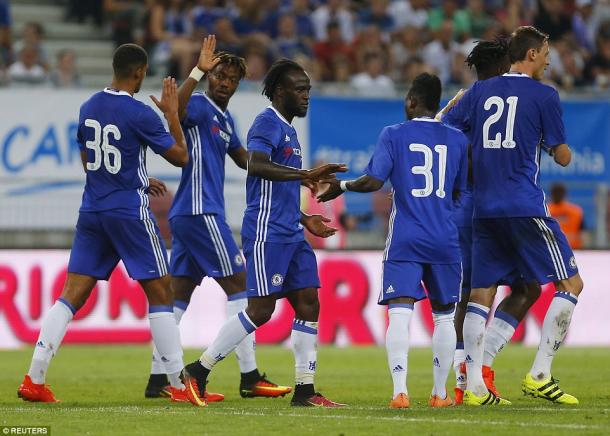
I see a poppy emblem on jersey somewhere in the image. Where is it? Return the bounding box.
[271,274,284,286]
[569,256,577,269]
[235,254,244,266]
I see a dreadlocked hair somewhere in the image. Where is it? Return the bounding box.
[465,38,509,74]
[213,52,247,79]
[262,58,305,101]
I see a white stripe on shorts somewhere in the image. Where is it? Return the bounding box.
[203,214,232,277]
[143,219,167,276]
[533,218,567,280]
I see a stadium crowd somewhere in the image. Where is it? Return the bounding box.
[3,0,610,91]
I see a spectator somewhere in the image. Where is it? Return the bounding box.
[313,21,354,80]
[422,20,459,84]
[427,0,471,41]
[466,0,494,38]
[232,0,269,36]
[534,0,573,41]
[548,183,584,249]
[14,22,48,71]
[572,0,596,53]
[275,14,311,58]
[391,26,424,79]
[49,49,81,88]
[350,52,395,97]
[103,0,147,47]
[400,55,433,84]
[548,37,585,88]
[66,0,104,26]
[191,0,225,34]
[148,0,197,79]
[388,0,429,30]
[289,0,315,41]
[311,0,355,43]
[358,0,394,37]
[244,52,268,81]
[8,44,47,86]
[584,29,610,86]
[214,17,242,54]
[0,0,11,69]
[352,24,392,73]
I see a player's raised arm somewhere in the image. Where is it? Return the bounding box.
[248,151,347,181]
[150,77,189,167]
[177,35,221,120]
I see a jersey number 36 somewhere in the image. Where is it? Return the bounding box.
[84,119,122,174]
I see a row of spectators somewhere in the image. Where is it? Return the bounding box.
[4,0,610,92]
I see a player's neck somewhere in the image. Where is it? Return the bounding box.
[410,109,435,119]
[109,79,136,96]
[271,102,294,124]
[508,63,532,78]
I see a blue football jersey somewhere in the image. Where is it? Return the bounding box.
[169,93,241,218]
[241,106,304,243]
[447,72,566,218]
[365,117,469,263]
[77,88,175,219]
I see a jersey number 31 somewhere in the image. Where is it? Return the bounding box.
[482,96,518,149]
[409,143,447,198]
[84,119,122,174]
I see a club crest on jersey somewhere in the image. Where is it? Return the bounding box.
[235,254,244,266]
[272,273,284,286]
[569,256,577,270]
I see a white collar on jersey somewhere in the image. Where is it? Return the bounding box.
[103,87,132,97]
[412,116,439,122]
[203,92,228,117]
[503,72,530,78]
[267,105,293,127]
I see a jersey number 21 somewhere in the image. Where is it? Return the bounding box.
[482,96,518,149]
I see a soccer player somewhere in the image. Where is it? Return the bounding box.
[440,38,542,404]
[449,26,583,406]
[18,44,189,403]
[180,59,347,408]
[319,73,469,408]
[145,36,292,401]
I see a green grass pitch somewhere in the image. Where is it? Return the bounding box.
[1,345,609,435]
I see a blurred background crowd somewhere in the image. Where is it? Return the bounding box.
[3,0,610,92]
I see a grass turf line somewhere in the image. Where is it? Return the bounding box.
[1,345,609,435]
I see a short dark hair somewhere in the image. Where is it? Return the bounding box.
[112,43,148,79]
[408,73,441,112]
[508,26,548,63]
[466,38,509,78]
[213,52,247,79]
[262,58,305,100]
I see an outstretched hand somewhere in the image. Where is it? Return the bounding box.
[150,77,179,116]
[197,34,221,73]
[148,177,168,197]
[306,163,348,182]
[317,178,343,202]
[302,179,319,197]
[302,214,337,238]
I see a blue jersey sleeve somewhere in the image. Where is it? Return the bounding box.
[228,117,242,151]
[364,127,393,183]
[442,86,474,132]
[247,116,281,155]
[540,89,566,148]
[135,105,175,155]
[181,95,205,128]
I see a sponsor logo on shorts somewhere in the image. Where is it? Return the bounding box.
[272,273,284,286]
[386,285,395,293]
[569,256,577,270]
[235,254,244,266]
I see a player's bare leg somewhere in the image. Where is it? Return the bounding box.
[19,273,97,402]
[523,273,583,404]
[287,287,345,407]
[385,297,415,408]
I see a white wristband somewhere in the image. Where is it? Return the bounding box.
[189,67,205,82]
[340,180,349,192]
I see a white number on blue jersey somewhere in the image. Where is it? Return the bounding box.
[482,96,518,149]
[84,119,122,174]
[409,143,447,198]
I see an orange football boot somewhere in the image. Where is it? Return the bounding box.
[429,394,454,407]
[389,393,410,409]
[17,375,59,403]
